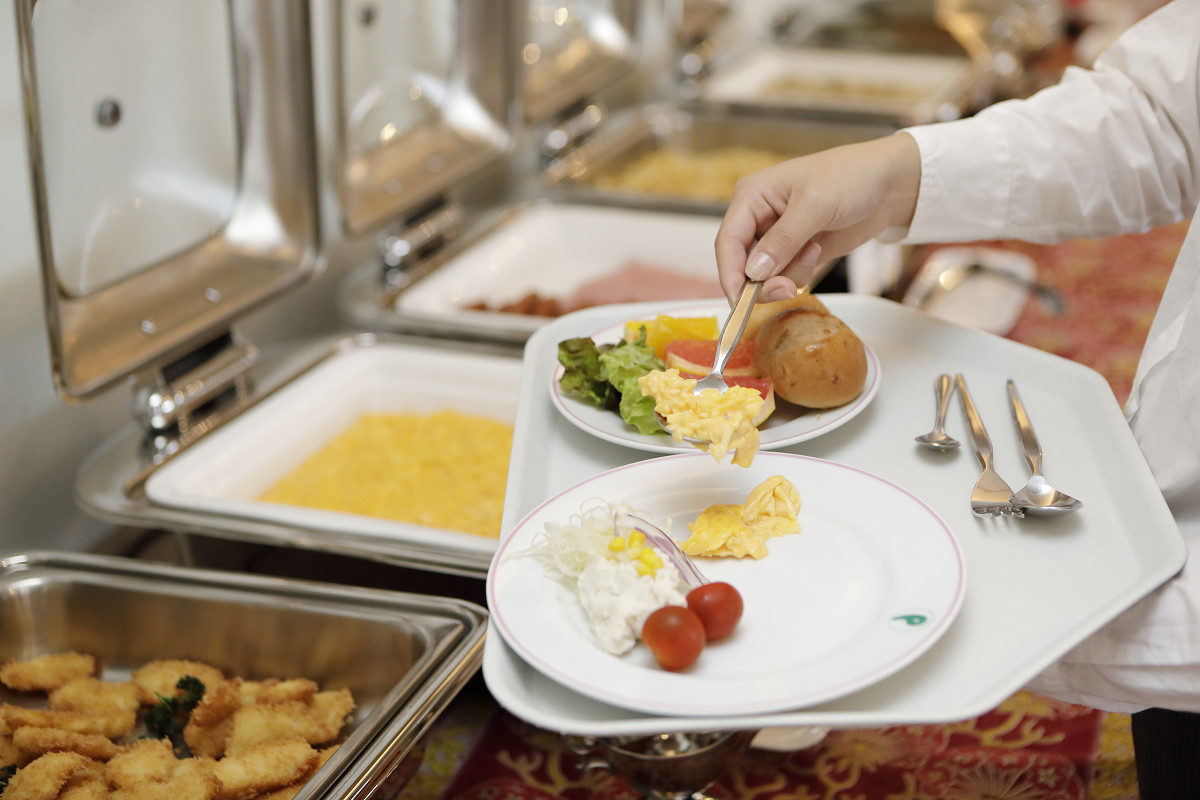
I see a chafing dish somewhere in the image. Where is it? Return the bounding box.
[0,551,487,800]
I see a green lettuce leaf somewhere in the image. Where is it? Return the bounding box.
[599,335,665,435]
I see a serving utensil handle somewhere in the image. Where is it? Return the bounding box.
[713,280,762,375]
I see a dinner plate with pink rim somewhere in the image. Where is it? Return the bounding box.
[486,452,965,717]
[548,302,881,454]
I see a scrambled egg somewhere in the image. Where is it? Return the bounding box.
[260,410,512,538]
[638,368,762,467]
[681,475,800,559]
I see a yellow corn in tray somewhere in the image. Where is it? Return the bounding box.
[260,410,513,538]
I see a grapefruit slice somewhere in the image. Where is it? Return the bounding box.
[678,372,776,426]
[665,340,758,376]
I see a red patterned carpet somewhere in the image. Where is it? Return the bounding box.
[397,223,1186,800]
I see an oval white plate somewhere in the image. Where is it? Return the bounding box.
[487,452,965,717]
[548,302,881,453]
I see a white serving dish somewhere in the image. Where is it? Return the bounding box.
[482,294,1186,735]
[700,46,976,123]
[389,204,725,341]
[143,341,522,570]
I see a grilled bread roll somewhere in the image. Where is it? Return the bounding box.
[752,307,867,408]
[742,292,829,343]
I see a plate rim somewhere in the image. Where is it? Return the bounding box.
[548,302,882,453]
[487,451,966,717]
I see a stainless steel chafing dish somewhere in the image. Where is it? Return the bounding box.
[541,103,898,215]
[0,551,487,800]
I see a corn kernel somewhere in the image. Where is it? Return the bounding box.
[634,561,654,577]
[627,544,644,559]
[608,537,627,552]
[638,549,663,570]
[628,531,645,547]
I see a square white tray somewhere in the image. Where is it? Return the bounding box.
[144,341,523,569]
[483,294,1186,735]
[392,204,723,340]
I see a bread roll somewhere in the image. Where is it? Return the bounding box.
[742,292,829,342]
[753,308,867,408]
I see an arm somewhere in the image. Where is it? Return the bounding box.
[716,0,1200,302]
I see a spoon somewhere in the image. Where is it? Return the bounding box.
[692,279,763,395]
[1007,379,1083,515]
[915,374,960,451]
[654,279,762,441]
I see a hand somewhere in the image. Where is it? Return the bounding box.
[715,133,922,303]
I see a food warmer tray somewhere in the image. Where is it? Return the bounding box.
[541,104,897,216]
[0,550,487,800]
[694,45,981,125]
[75,333,522,578]
[483,295,1186,734]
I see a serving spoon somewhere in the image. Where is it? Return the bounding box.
[654,279,762,440]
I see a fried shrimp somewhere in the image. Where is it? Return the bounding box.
[11,727,120,762]
[1,654,95,693]
[104,739,177,788]
[109,758,222,800]
[0,752,92,800]
[56,761,107,800]
[212,739,317,800]
[1,707,132,740]
[131,662,225,707]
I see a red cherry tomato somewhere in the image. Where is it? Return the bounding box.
[686,582,744,641]
[641,606,706,671]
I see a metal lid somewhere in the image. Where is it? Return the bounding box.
[15,0,322,402]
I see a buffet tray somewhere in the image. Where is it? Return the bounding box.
[0,551,487,800]
[75,333,522,578]
[483,295,1186,734]
[697,46,979,124]
[542,104,897,215]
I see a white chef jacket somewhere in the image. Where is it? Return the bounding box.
[900,0,1200,714]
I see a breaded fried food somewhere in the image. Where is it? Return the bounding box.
[131,662,224,707]
[182,679,243,761]
[250,746,337,800]
[1,706,132,740]
[222,705,320,758]
[11,727,120,762]
[104,740,177,789]
[50,680,141,719]
[57,761,108,800]
[1,654,95,693]
[1,733,27,769]
[0,751,92,800]
[305,691,354,744]
[109,758,221,800]
[212,739,317,800]
[238,681,316,707]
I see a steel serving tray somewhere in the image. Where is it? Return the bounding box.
[0,551,487,800]
[541,104,897,214]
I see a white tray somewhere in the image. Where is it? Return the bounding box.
[483,295,1186,735]
[392,204,724,341]
[144,342,523,567]
[701,46,975,122]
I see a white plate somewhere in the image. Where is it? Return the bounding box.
[487,452,965,717]
[548,302,881,454]
[144,343,522,561]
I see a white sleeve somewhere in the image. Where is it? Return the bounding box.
[901,0,1200,245]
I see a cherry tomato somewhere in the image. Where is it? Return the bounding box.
[641,606,706,671]
[686,582,744,641]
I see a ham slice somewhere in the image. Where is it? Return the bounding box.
[561,260,724,312]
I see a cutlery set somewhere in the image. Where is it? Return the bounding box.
[916,373,1083,518]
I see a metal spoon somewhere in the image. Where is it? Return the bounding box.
[1007,379,1083,515]
[914,374,960,451]
[655,280,762,441]
[692,279,763,395]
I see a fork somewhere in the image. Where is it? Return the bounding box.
[956,374,1025,518]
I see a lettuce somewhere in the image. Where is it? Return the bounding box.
[558,331,665,435]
